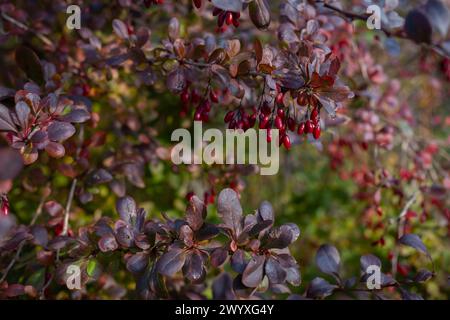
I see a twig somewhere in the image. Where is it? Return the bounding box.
[316,1,450,59]
[391,192,418,277]
[0,195,47,283]
[61,178,77,236]
[1,12,54,49]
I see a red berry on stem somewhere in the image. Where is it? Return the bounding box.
[313,124,321,139]
[225,12,234,26]
[274,116,283,130]
[287,117,296,131]
[209,90,219,103]
[276,92,284,105]
[282,135,291,150]
[266,128,272,143]
[310,107,319,122]
[277,108,285,118]
[297,122,305,135]
[224,110,234,123]
[259,115,269,129]
[194,110,202,121]
[181,90,189,104]
[305,120,314,133]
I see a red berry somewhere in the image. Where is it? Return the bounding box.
[274,116,283,130]
[224,110,234,123]
[297,122,305,135]
[259,115,269,129]
[209,90,219,103]
[194,110,202,121]
[248,114,257,128]
[0,197,9,216]
[266,129,272,143]
[287,118,296,131]
[313,124,321,139]
[225,12,234,26]
[181,90,189,104]
[277,108,285,118]
[276,92,284,105]
[310,108,319,122]
[305,120,314,134]
[282,135,291,150]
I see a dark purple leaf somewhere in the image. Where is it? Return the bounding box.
[179,224,194,247]
[168,17,180,40]
[86,169,113,185]
[257,200,274,222]
[277,71,305,90]
[399,234,431,260]
[263,224,300,249]
[404,9,433,44]
[195,223,220,241]
[166,68,186,93]
[210,247,228,267]
[0,103,17,132]
[115,225,134,247]
[47,121,76,142]
[242,255,265,288]
[306,277,337,299]
[231,249,247,273]
[15,101,30,128]
[414,269,433,283]
[213,273,235,300]
[360,254,381,272]
[31,225,48,247]
[316,244,340,277]
[126,252,149,274]
[185,195,205,231]
[48,236,73,251]
[156,247,186,277]
[0,148,23,181]
[217,188,243,238]
[116,196,136,223]
[182,250,205,283]
[1,231,33,251]
[424,0,449,37]
[98,233,118,252]
[112,19,129,39]
[61,109,91,123]
[265,256,287,284]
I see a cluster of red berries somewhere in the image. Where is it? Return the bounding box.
[179,83,220,122]
[191,0,241,33]
[297,106,321,140]
[223,90,323,150]
[144,0,163,6]
[213,8,241,33]
[224,108,257,131]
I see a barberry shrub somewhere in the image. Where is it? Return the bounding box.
[0,0,449,300]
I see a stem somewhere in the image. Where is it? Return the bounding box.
[0,195,46,283]
[391,192,418,277]
[1,12,54,49]
[61,178,77,236]
[316,1,449,58]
